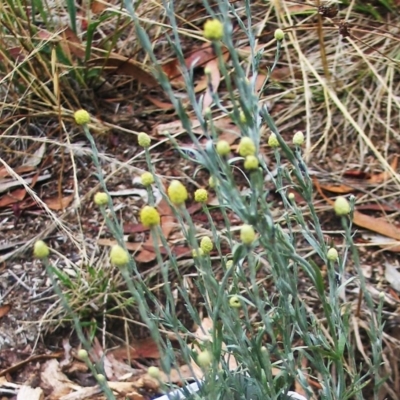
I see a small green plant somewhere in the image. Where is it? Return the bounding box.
[33,0,387,399]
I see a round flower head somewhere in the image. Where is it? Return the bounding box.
[203,19,223,41]
[327,247,339,262]
[34,240,49,259]
[168,180,188,205]
[194,188,208,203]
[288,192,295,201]
[96,374,106,383]
[268,133,280,148]
[334,196,351,216]
[110,245,129,267]
[229,295,241,308]
[200,237,213,254]
[274,29,285,41]
[148,366,161,379]
[197,350,212,368]
[225,260,233,270]
[244,155,259,171]
[293,130,305,146]
[208,176,216,188]
[77,349,88,361]
[192,248,204,258]
[140,172,154,187]
[239,110,247,124]
[140,206,161,227]
[216,140,230,156]
[240,224,256,245]
[238,137,256,157]
[138,132,151,148]
[74,109,90,125]
[94,192,108,206]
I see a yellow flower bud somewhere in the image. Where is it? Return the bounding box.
[238,137,256,157]
[203,19,223,41]
[208,176,216,188]
[200,237,213,254]
[293,130,304,146]
[240,224,256,245]
[94,192,108,206]
[268,133,280,148]
[229,295,241,308]
[216,140,230,156]
[148,366,161,379]
[225,260,233,269]
[77,349,88,360]
[140,172,154,186]
[74,109,90,125]
[244,155,259,170]
[194,188,208,203]
[274,29,285,41]
[168,180,188,205]
[334,196,351,216]
[96,374,106,383]
[138,132,151,148]
[197,350,212,368]
[239,111,247,124]
[110,245,129,267]
[33,240,50,259]
[140,206,161,227]
[327,248,338,261]
[192,248,204,258]
[288,192,295,201]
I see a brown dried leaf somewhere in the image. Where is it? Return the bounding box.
[0,304,11,319]
[44,194,74,211]
[88,56,159,88]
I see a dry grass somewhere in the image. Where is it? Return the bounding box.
[1,0,400,397]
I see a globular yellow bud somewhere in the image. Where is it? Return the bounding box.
[334,196,351,216]
[225,260,233,269]
[238,137,256,157]
[229,295,241,308]
[140,206,161,227]
[200,237,213,254]
[244,155,259,170]
[34,240,50,259]
[239,110,247,124]
[96,374,106,383]
[274,29,285,41]
[268,133,280,148]
[140,172,154,187]
[94,192,108,206]
[293,130,304,146]
[194,188,208,203]
[138,132,151,148]
[203,19,224,41]
[327,247,339,262]
[77,349,88,361]
[74,109,90,125]
[208,176,216,188]
[168,180,188,205]
[192,248,204,258]
[204,66,212,76]
[197,350,212,368]
[288,192,295,201]
[204,107,212,119]
[110,245,129,267]
[216,140,230,156]
[148,366,161,379]
[240,224,256,245]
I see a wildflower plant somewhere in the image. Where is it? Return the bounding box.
[35,0,386,399]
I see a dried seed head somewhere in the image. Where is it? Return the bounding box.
[318,5,338,18]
